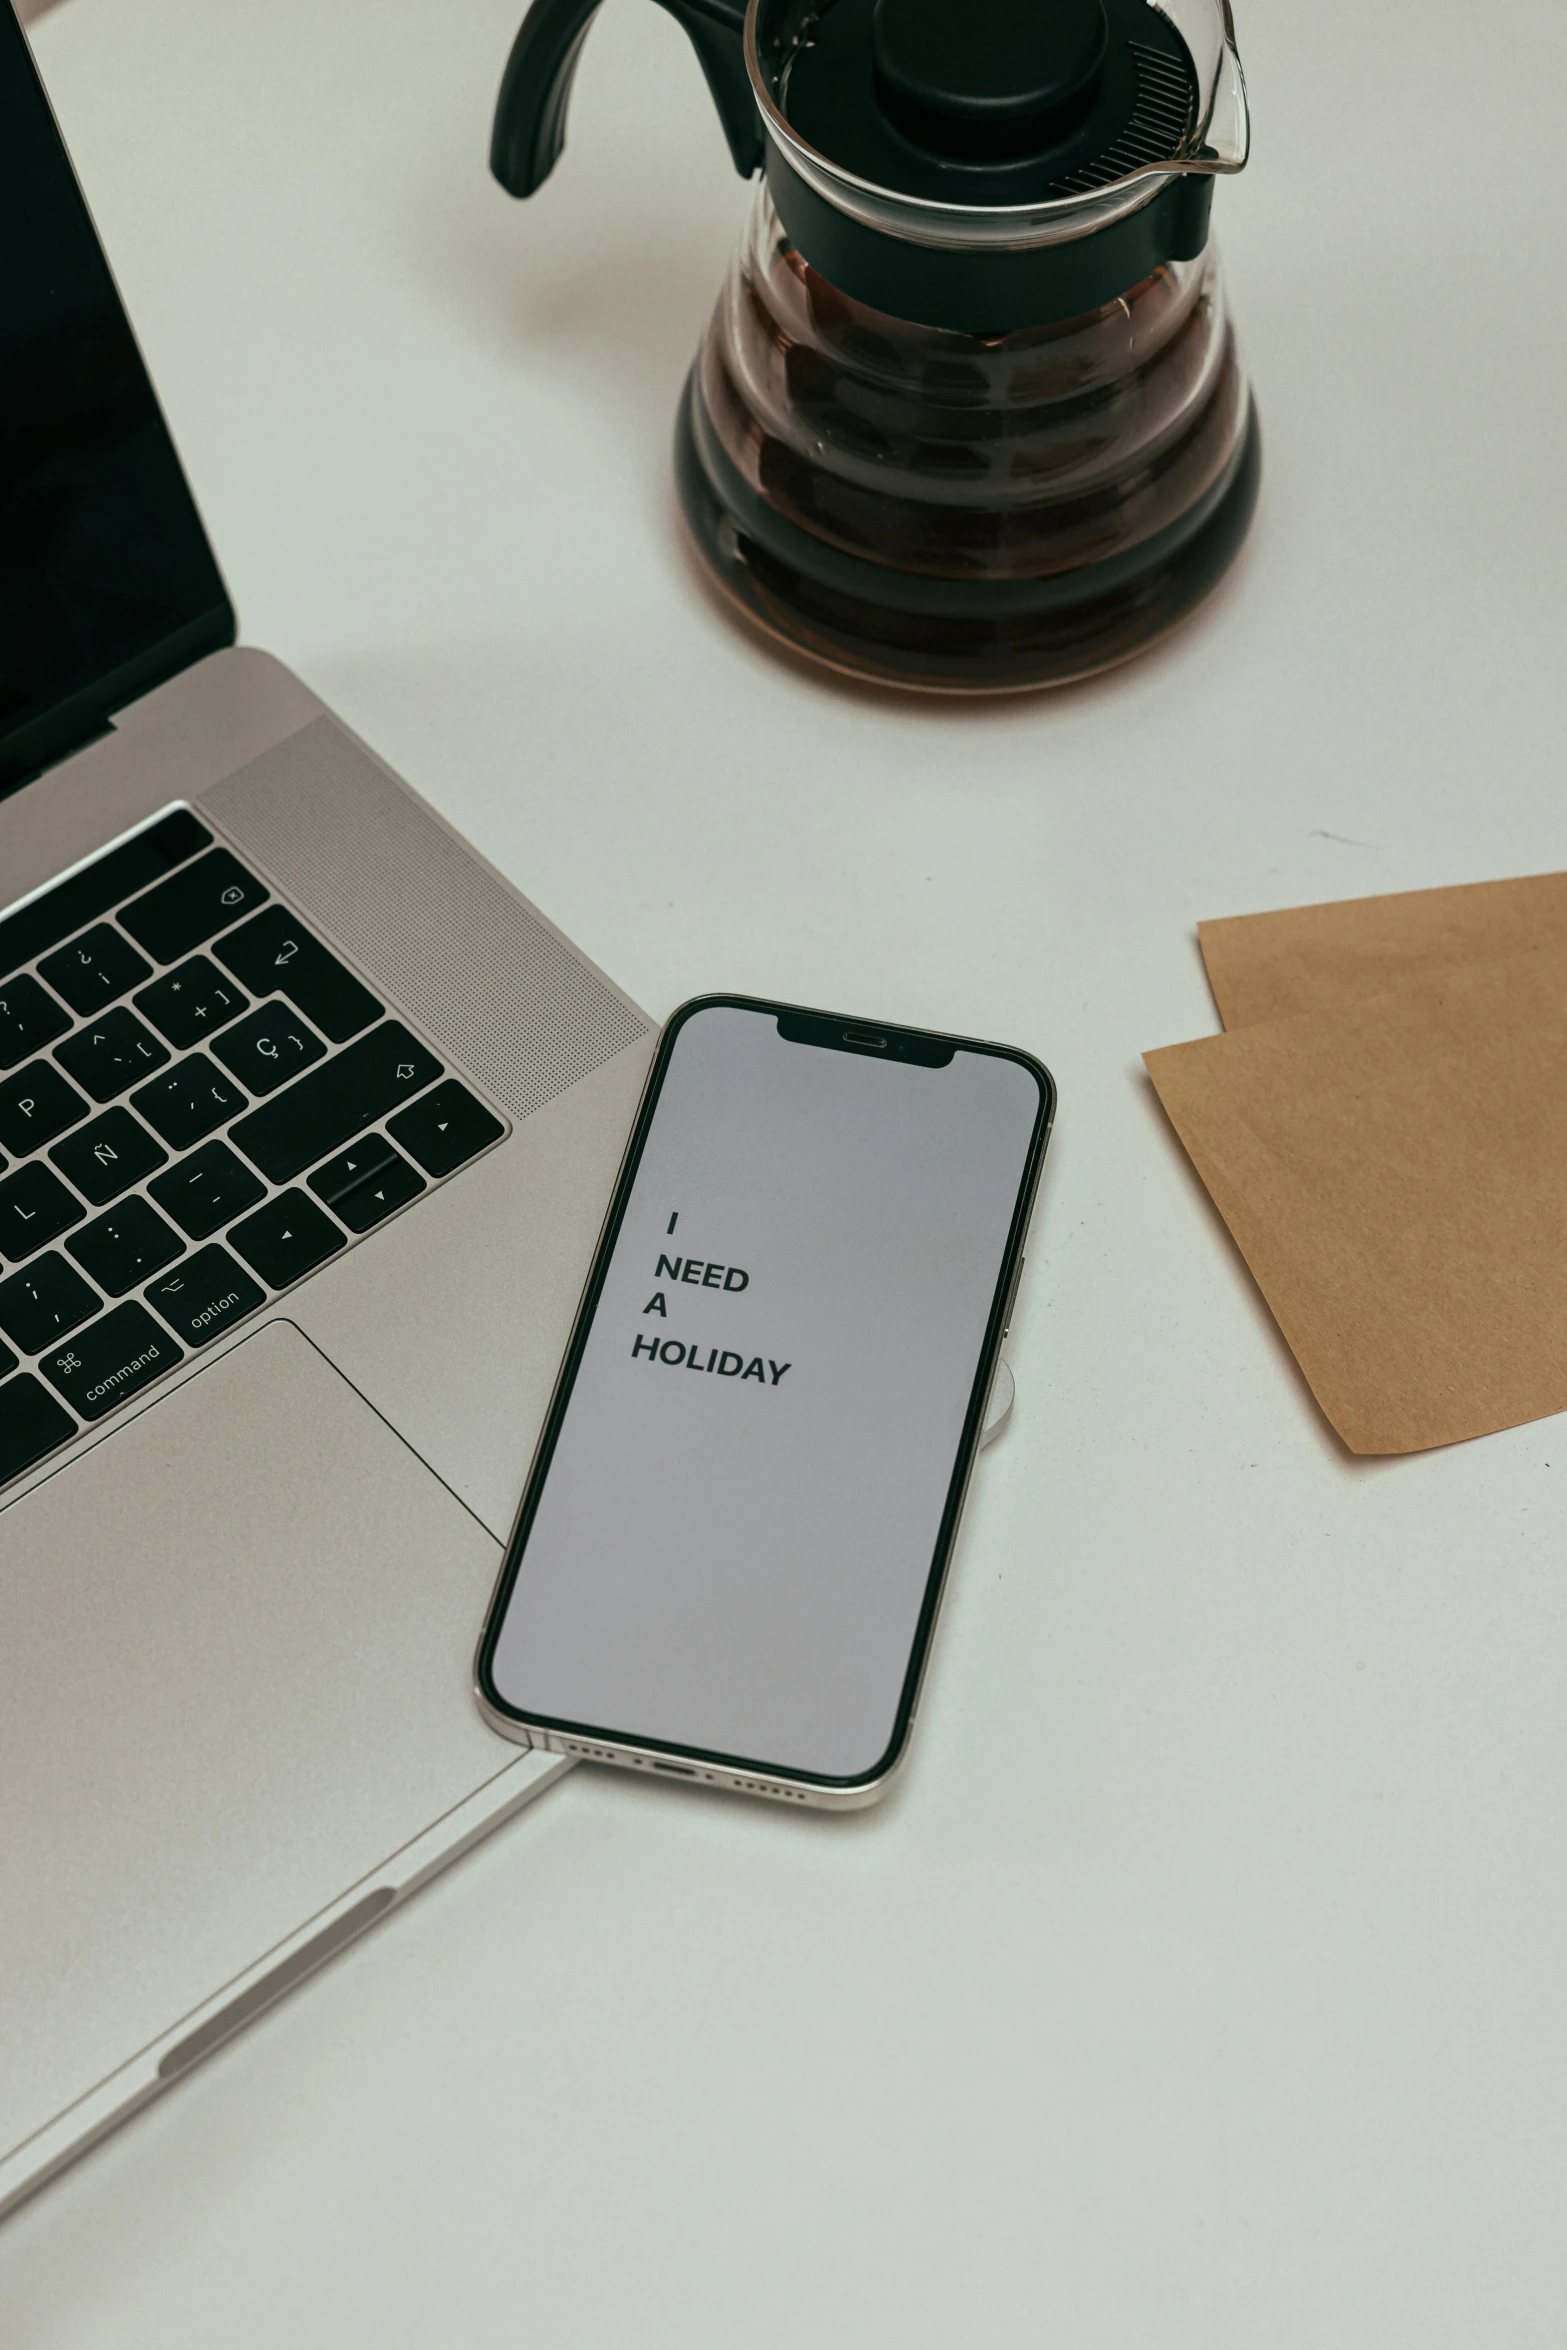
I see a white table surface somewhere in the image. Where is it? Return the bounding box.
[8,0,1567,2340]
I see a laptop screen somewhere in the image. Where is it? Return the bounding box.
[0,5,234,801]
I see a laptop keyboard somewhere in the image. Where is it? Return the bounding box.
[0,808,506,1495]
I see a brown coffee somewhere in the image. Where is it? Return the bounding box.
[676,190,1258,691]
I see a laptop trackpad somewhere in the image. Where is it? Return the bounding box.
[0,1320,516,2165]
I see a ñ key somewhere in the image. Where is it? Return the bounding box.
[49,1108,167,1206]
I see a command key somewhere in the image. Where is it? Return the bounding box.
[40,1301,183,1420]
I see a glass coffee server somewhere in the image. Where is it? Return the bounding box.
[492,0,1257,691]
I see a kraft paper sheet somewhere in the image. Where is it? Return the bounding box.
[1199,870,1567,1031]
[1146,873,1567,1456]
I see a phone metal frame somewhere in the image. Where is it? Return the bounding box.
[474,993,1055,1809]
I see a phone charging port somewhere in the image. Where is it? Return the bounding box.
[652,1759,696,1776]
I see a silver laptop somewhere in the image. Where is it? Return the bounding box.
[0,7,653,2216]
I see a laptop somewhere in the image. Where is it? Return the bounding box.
[0,4,654,2217]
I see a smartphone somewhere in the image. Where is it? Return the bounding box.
[475,995,1054,1809]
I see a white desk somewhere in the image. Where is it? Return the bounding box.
[8,0,1567,2339]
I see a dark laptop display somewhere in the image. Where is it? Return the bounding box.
[0,3,233,800]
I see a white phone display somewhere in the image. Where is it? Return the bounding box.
[477,997,1053,1806]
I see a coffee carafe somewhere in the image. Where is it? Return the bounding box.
[492,0,1256,691]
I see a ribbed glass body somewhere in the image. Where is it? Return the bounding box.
[676,187,1258,690]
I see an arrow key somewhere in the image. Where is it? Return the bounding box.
[228,1189,345,1290]
[333,1149,424,1233]
[388,1079,504,1179]
[307,1132,397,1207]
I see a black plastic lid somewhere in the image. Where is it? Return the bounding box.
[491,0,1227,334]
[764,0,1197,207]
[871,0,1109,162]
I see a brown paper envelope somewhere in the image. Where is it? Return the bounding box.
[1144,944,1567,1455]
[1198,870,1567,1030]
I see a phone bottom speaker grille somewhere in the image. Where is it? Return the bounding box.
[555,1735,811,1799]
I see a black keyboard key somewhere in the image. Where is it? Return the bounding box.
[131,1054,247,1151]
[230,1023,441,1184]
[38,924,152,1018]
[0,1252,100,1354]
[0,974,70,1071]
[215,906,382,1044]
[40,1302,182,1421]
[307,1132,397,1205]
[0,1062,89,1157]
[0,1164,84,1262]
[49,1108,168,1206]
[148,1139,264,1240]
[67,1197,184,1297]
[387,1078,505,1178]
[119,848,267,964]
[0,1373,76,1482]
[0,1334,12,1376]
[134,955,248,1050]
[145,1245,264,1347]
[0,811,209,983]
[213,1003,325,1097]
[229,1190,345,1288]
[335,1151,425,1232]
[55,1009,170,1103]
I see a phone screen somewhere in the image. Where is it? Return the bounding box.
[482,1000,1051,1787]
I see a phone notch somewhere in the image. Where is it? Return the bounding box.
[776,1010,955,1067]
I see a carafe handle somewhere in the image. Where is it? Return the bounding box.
[491,0,763,195]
